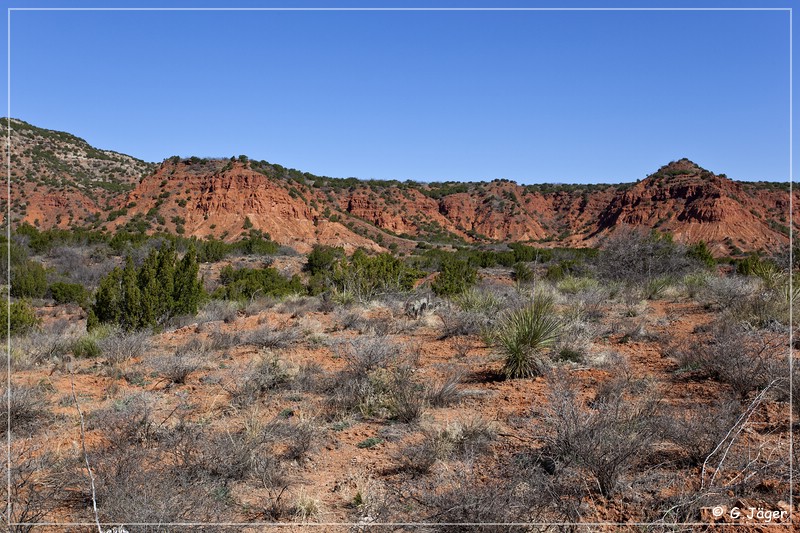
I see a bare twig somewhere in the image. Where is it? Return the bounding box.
[701,379,778,489]
[69,369,102,533]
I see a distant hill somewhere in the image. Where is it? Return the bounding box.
[0,118,154,230]
[1,119,793,254]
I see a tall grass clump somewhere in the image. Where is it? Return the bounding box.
[556,275,598,295]
[496,294,561,379]
[452,288,502,314]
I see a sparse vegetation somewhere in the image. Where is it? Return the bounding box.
[5,137,795,528]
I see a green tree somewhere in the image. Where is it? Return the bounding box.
[11,260,48,298]
[91,267,123,326]
[91,244,205,330]
[306,245,345,276]
[172,245,203,316]
[156,244,177,319]
[431,258,478,296]
[137,251,161,328]
[120,257,143,330]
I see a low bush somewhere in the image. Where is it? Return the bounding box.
[228,355,292,408]
[217,265,304,301]
[87,393,156,447]
[335,335,404,378]
[245,325,300,350]
[682,271,710,298]
[426,368,464,407]
[385,367,427,423]
[543,373,660,497]
[594,229,695,284]
[1,300,39,339]
[69,336,101,358]
[11,259,48,298]
[409,417,498,463]
[678,321,783,400]
[155,354,198,385]
[49,281,89,305]
[436,308,492,339]
[98,327,151,365]
[197,299,240,323]
[556,275,598,295]
[511,261,534,282]
[643,276,673,300]
[327,250,422,302]
[14,331,69,366]
[431,258,478,296]
[405,468,531,531]
[659,396,744,466]
[1,385,50,437]
[452,288,502,314]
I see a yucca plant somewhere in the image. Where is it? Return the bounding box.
[643,276,672,300]
[496,295,561,379]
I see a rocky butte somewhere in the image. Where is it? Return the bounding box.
[1,119,793,255]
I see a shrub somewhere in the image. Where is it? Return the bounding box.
[325,337,408,418]
[155,354,198,385]
[357,437,383,449]
[437,308,491,339]
[495,295,561,379]
[11,260,47,298]
[426,368,464,407]
[512,262,534,282]
[431,258,478,296]
[197,299,240,323]
[5,448,69,531]
[97,328,151,365]
[335,335,403,378]
[682,272,710,298]
[681,321,783,400]
[328,250,422,302]
[595,229,693,284]
[643,276,672,300]
[407,469,530,530]
[687,241,716,268]
[702,275,760,311]
[49,281,88,305]
[305,244,345,276]
[396,418,495,474]
[659,396,744,466]
[91,244,204,330]
[543,373,659,497]
[0,300,39,338]
[197,237,233,262]
[245,325,300,350]
[13,331,68,366]
[1,385,49,437]
[228,355,291,408]
[69,336,101,358]
[88,393,156,446]
[218,265,304,301]
[234,229,280,256]
[556,275,598,294]
[386,368,427,423]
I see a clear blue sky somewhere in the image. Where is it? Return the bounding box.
[2,1,793,184]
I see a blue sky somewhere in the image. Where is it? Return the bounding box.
[1,1,794,184]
